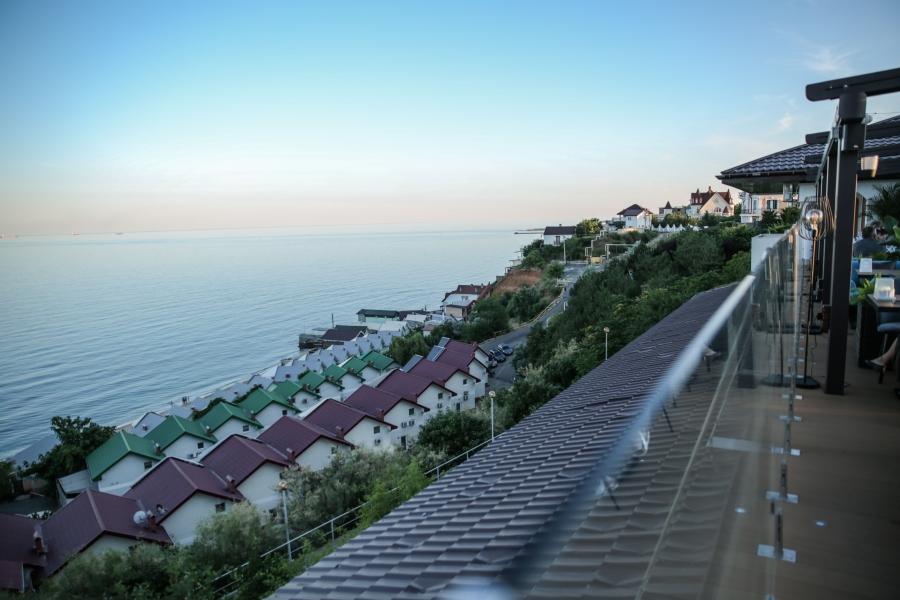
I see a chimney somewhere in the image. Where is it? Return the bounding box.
[335,426,345,439]
[225,475,237,493]
[146,511,158,530]
[33,530,47,555]
[377,408,385,420]
[153,442,162,455]
[286,447,298,461]
[204,425,212,434]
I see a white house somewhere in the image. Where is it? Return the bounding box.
[237,387,299,428]
[197,400,263,442]
[376,370,458,416]
[86,430,164,496]
[145,415,218,461]
[343,385,430,449]
[616,204,654,229]
[201,435,291,512]
[125,458,245,545]
[340,355,384,383]
[258,415,353,471]
[543,225,577,246]
[687,187,735,216]
[427,339,490,399]
[441,284,489,320]
[129,411,166,437]
[303,399,396,450]
[321,364,365,398]
[405,356,480,410]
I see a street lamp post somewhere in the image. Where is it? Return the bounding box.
[279,480,292,560]
[488,390,496,442]
[603,327,610,361]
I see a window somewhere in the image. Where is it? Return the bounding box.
[401,435,407,449]
[282,409,288,416]
[463,378,468,384]
[438,392,444,399]
[766,198,778,211]
[242,424,250,432]
[143,461,153,470]
[330,446,338,454]
[408,408,414,416]
[373,425,381,434]
[463,391,469,402]
[197,442,205,449]
[374,438,381,446]
[215,502,226,513]
[437,402,443,410]
[455,403,461,412]
[409,419,415,426]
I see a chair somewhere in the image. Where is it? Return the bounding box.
[876,314,900,384]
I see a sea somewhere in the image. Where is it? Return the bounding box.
[0,226,530,458]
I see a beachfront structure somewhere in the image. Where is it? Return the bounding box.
[320,326,368,345]
[0,513,45,592]
[343,385,430,449]
[197,400,262,441]
[357,309,404,324]
[441,284,489,320]
[130,411,166,437]
[360,349,397,373]
[238,387,299,428]
[542,224,576,246]
[322,363,364,396]
[200,435,290,512]
[258,416,352,471]
[297,370,343,403]
[303,399,395,449]
[427,339,490,398]
[376,369,457,414]
[194,374,274,411]
[340,355,384,383]
[145,415,217,461]
[687,186,735,216]
[404,356,480,410]
[125,458,244,545]
[268,379,321,410]
[616,204,654,229]
[86,430,163,495]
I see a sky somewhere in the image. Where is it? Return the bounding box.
[1,0,899,235]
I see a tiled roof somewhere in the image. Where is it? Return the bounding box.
[258,415,353,458]
[297,370,339,392]
[269,379,306,397]
[719,115,900,179]
[304,399,394,438]
[125,458,244,522]
[360,350,395,372]
[41,489,171,575]
[321,327,366,342]
[343,385,428,419]
[543,225,576,235]
[0,514,42,591]
[323,363,361,383]
[86,430,162,481]
[377,369,454,401]
[200,435,289,486]
[198,401,261,434]
[269,284,735,600]
[357,309,401,318]
[442,284,487,301]
[617,203,652,217]
[341,356,370,376]
[239,387,297,415]
[146,415,216,450]
[407,356,478,385]
[429,346,483,371]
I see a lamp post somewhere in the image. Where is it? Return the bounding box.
[603,327,610,361]
[488,390,496,442]
[278,480,291,560]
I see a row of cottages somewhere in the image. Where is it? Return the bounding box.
[441,284,490,320]
[542,225,576,246]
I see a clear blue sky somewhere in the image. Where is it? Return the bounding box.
[1,0,899,234]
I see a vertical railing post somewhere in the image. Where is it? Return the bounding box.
[330,519,335,543]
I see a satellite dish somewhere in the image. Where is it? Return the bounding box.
[133,510,148,526]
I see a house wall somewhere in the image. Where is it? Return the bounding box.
[238,463,284,512]
[414,384,455,416]
[443,305,467,320]
[295,438,346,471]
[97,454,154,496]
[344,417,391,450]
[543,233,573,246]
[165,435,210,461]
[161,494,231,545]
[385,401,426,448]
[83,534,144,559]
[317,381,343,400]
[292,390,320,410]
[256,404,295,428]
[442,372,477,409]
[212,419,258,444]
[338,375,363,398]
[467,360,488,398]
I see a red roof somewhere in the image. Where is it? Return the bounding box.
[690,186,733,205]
[443,339,483,358]
[343,385,428,419]
[408,358,478,385]
[377,370,455,401]
[442,284,487,301]
[41,489,171,574]
[257,415,353,458]
[201,435,290,486]
[0,514,42,590]
[304,399,394,438]
[433,347,484,371]
[124,458,243,523]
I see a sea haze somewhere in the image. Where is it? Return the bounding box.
[0,226,529,456]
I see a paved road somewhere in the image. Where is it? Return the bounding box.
[483,262,593,390]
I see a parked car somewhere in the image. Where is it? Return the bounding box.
[491,349,506,363]
[498,344,514,356]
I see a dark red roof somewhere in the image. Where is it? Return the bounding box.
[690,186,733,205]
[0,514,42,590]
[124,458,243,523]
[258,415,353,457]
[433,347,484,371]
[304,399,394,438]
[408,358,478,385]
[442,284,487,301]
[444,339,484,358]
[377,370,455,401]
[41,489,171,574]
[201,435,290,486]
[343,385,428,419]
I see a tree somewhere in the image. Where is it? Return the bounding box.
[415,410,491,459]
[461,296,509,342]
[185,502,282,576]
[759,210,778,227]
[868,183,900,227]
[506,286,543,323]
[399,460,429,500]
[543,261,564,280]
[575,218,601,236]
[359,480,397,527]
[495,367,561,429]
[30,416,115,496]
[387,332,432,366]
[780,205,802,226]
[521,247,546,269]
[733,203,742,217]
[0,460,14,502]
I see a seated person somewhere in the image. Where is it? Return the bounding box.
[853,226,882,257]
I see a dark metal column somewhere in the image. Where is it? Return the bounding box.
[825,92,866,394]
[821,154,837,302]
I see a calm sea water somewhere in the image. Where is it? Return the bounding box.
[0,226,529,456]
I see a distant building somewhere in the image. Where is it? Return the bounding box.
[687,186,734,216]
[237,387,299,428]
[403,356,480,410]
[343,385,430,449]
[441,284,489,320]
[616,204,654,229]
[197,400,262,442]
[658,201,677,216]
[86,430,164,495]
[200,435,290,512]
[376,370,458,415]
[427,338,490,399]
[258,416,352,471]
[543,225,576,246]
[145,415,217,461]
[303,399,396,450]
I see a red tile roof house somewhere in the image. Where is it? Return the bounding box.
[125,457,244,544]
[0,514,45,592]
[376,369,457,417]
[428,339,490,398]
[258,415,353,471]
[302,398,396,451]
[343,385,430,449]
[201,435,291,513]
[441,284,490,321]
[404,355,481,410]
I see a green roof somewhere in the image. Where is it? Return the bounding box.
[322,364,359,383]
[298,370,341,391]
[342,356,369,376]
[361,350,395,372]
[86,430,161,481]
[198,401,261,433]
[268,379,306,399]
[146,415,217,450]
[239,387,297,415]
